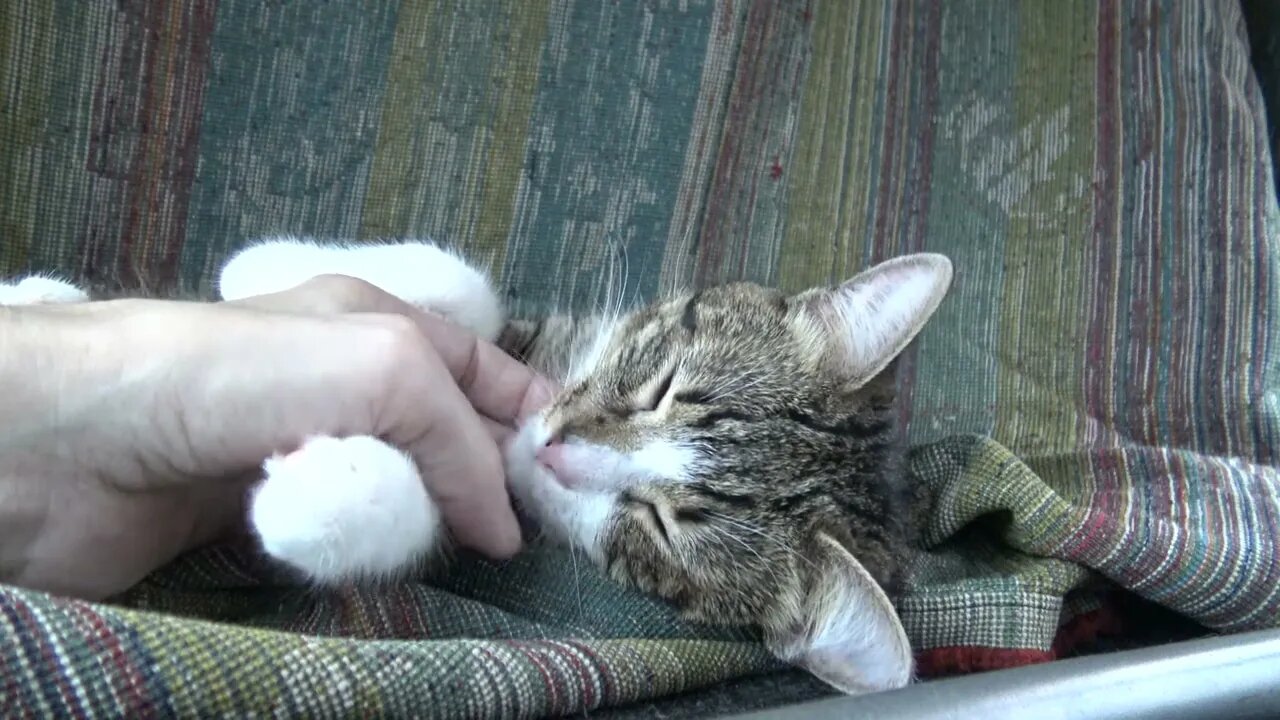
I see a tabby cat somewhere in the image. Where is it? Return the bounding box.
[1,237,953,696]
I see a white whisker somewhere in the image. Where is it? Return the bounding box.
[698,521,786,587]
[705,511,816,570]
[570,543,585,621]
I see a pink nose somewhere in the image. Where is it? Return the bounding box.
[535,438,563,469]
[535,436,579,487]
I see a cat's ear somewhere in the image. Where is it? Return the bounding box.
[791,253,952,387]
[766,532,913,695]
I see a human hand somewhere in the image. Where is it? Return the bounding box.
[0,275,556,600]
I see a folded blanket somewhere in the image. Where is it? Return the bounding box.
[2,0,1277,717]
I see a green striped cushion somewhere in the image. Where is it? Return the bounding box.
[2,1,1277,716]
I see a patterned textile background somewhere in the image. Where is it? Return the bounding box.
[2,0,1279,717]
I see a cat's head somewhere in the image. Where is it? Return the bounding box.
[504,253,953,695]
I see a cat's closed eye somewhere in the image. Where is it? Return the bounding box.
[672,389,715,405]
[639,370,676,411]
[624,494,672,544]
[634,367,721,412]
[672,506,711,524]
[623,492,714,550]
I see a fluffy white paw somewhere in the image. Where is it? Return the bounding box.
[0,276,90,305]
[217,236,506,341]
[250,435,442,584]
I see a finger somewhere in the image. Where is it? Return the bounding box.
[411,312,561,427]
[483,416,516,445]
[234,275,560,426]
[400,389,523,558]
[382,335,523,558]
[517,373,559,421]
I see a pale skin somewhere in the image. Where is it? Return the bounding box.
[0,275,557,600]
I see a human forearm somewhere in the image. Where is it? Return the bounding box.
[0,303,122,447]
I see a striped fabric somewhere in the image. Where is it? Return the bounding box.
[3,0,1279,717]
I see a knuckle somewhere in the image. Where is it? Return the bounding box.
[363,313,430,372]
[351,313,436,441]
[302,274,382,312]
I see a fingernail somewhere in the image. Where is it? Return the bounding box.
[527,377,558,412]
[494,518,524,558]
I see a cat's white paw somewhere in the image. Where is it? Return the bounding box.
[0,276,90,305]
[250,435,442,584]
[217,236,506,341]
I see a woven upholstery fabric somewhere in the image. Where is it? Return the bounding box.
[3,0,1279,717]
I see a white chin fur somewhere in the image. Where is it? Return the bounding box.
[250,435,442,584]
[217,236,505,341]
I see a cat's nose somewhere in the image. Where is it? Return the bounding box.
[535,440,575,488]
[536,436,562,467]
